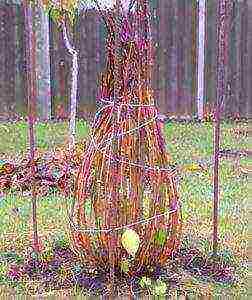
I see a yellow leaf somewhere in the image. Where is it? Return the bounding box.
[121,229,140,257]
[184,163,201,172]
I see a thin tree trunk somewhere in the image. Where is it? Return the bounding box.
[197,0,206,120]
[213,0,227,256]
[61,19,78,151]
[23,0,39,254]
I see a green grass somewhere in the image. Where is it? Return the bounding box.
[0,120,90,156]
[0,120,249,297]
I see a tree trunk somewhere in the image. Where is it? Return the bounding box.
[61,19,79,150]
[197,0,206,120]
[33,4,51,120]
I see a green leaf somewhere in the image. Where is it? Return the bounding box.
[120,259,130,273]
[84,198,92,216]
[159,184,166,194]
[67,11,76,27]
[153,229,167,247]
[139,276,152,288]
[49,8,62,25]
[153,279,167,296]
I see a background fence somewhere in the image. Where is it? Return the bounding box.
[0,0,251,120]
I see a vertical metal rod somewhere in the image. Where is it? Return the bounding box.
[24,0,39,253]
[213,103,220,255]
[213,0,227,256]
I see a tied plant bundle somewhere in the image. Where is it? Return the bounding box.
[70,0,182,277]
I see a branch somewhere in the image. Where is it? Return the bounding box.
[61,18,77,55]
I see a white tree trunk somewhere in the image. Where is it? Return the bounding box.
[197,0,206,120]
[62,21,78,151]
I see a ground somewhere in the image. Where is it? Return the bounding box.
[0,119,249,298]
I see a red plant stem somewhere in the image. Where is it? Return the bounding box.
[213,0,227,256]
[107,0,123,295]
[24,0,39,253]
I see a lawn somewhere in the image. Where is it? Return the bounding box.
[0,119,249,298]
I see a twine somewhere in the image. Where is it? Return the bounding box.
[68,95,179,234]
[88,97,177,174]
[68,207,179,234]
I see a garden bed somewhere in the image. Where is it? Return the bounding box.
[0,120,249,298]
